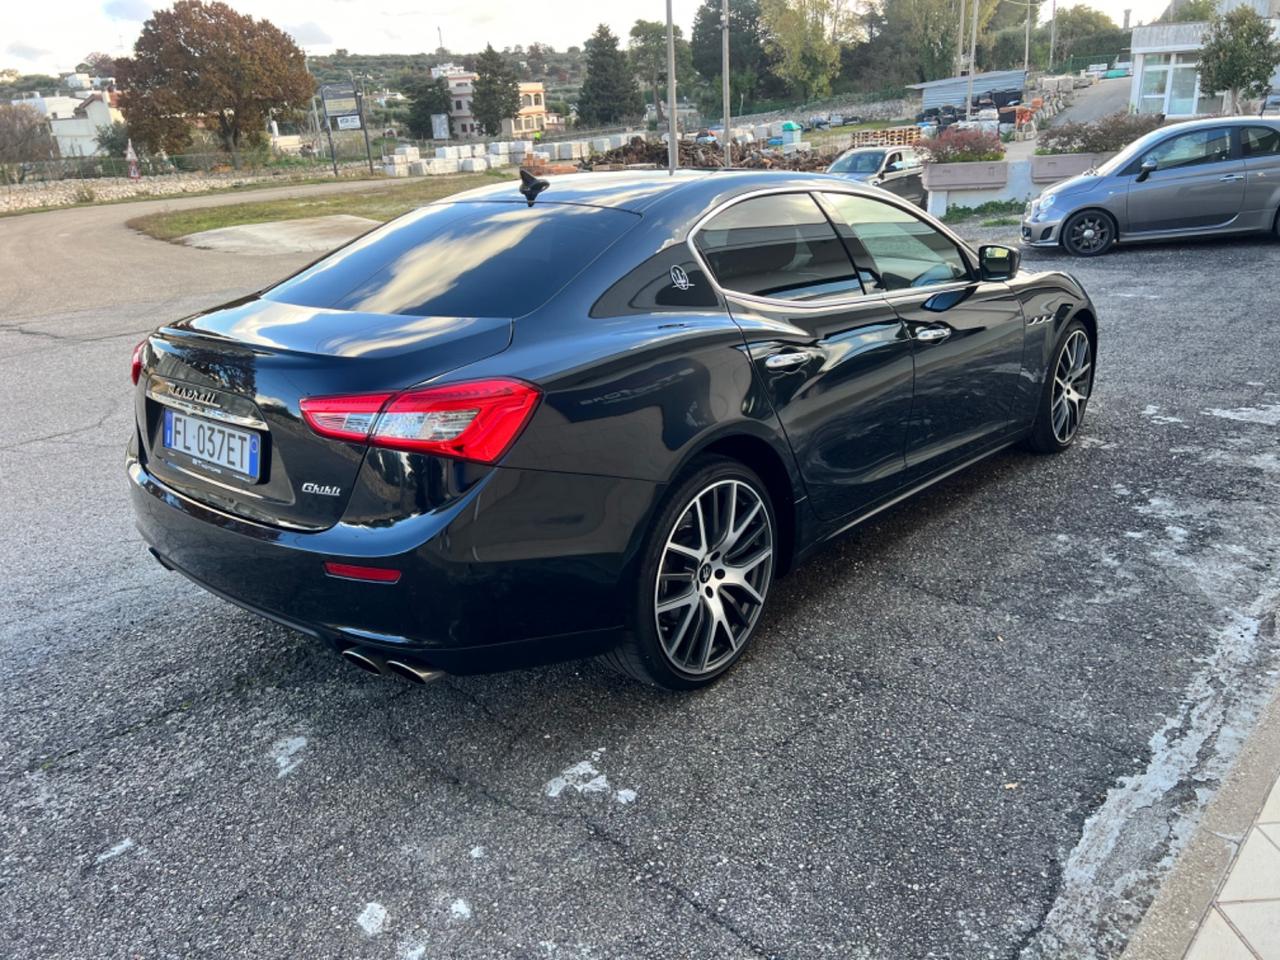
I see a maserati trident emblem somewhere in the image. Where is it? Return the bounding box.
[171,384,220,407]
[670,264,693,291]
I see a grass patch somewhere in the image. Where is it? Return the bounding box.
[981,216,1020,227]
[126,172,507,241]
[942,199,1026,224]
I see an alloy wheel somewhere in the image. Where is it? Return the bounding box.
[1051,329,1092,444]
[654,479,774,676]
[1065,213,1113,255]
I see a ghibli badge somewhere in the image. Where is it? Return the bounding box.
[301,482,342,497]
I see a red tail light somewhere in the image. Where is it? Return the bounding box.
[131,341,146,386]
[323,561,401,583]
[300,378,541,464]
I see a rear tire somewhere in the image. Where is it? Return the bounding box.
[1024,320,1094,454]
[1061,210,1117,257]
[601,456,776,690]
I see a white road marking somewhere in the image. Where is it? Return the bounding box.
[269,736,307,778]
[95,838,134,864]
[356,902,387,936]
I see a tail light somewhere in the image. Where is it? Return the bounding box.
[300,378,541,464]
[131,340,146,385]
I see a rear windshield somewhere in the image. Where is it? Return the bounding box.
[264,201,640,318]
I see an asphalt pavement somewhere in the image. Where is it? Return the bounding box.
[1,189,1277,960]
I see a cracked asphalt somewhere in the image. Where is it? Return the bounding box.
[1,187,1278,960]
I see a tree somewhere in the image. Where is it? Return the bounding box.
[82,52,116,75]
[760,0,846,101]
[115,0,314,163]
[1198,5,1280,113]
[630,20,691,122]
[577,25,643,126]
[1048,5,1120,60]
[1172,0,1218,22]
[401,73,451,139]
[691,0,772,109]
[95,120,133,157]
[471,44,520,136]
[0,104,58,182]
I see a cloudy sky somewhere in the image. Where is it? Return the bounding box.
[8,0,1166,76]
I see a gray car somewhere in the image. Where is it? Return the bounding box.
[827,146,926,208]
[1022,116,1280,256]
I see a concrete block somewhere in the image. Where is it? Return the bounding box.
[591,137,612,153]
[382,163,409,178]
[489,141,511,154]
[471,143,488,157]
[460,156,489,172]
[531,151,551,163]
[408,159,430,176]
[754,124,771,140]
[394,145,420,160]
[434,146,454,160]
[488,153,510,167]
[430,158,460,175]
[609,134,627,148]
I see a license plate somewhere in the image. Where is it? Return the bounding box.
[163,408,261,480]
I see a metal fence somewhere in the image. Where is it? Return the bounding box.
[0,148,378,186]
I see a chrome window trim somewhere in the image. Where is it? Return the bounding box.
[684,185,979,312]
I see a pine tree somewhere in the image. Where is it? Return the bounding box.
[577,25,644,126]
[471,44,520,136]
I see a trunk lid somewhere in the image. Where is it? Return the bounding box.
[139,296,511,530]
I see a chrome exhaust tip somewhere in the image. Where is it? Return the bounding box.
[340,648,384,674]
[384,659,445,686]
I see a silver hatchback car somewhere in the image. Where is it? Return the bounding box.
[1022,116,1280,256]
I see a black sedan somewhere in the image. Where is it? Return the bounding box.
[128,170,1097,690]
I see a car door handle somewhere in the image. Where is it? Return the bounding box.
[914,326,951,344]
[1219,173,1245,182]
[764,351,814,369]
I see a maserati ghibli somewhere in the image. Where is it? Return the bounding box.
[128,169,1097,690]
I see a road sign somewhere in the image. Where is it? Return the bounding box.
[336,114,362,131]
[431,113,450,140]
[320,82,359,118]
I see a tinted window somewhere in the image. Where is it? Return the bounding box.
[1242,126,1280,156]
[821,192,969,292]
[1141,128,1231,171]
[693,193,862,302]
[829,151,884,175]
[264,202,639,318]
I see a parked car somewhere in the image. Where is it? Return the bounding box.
[1022,116,1280,256]
[827,145,926,208]
[129,170,1097,690]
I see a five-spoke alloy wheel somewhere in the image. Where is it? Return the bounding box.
[603,457,776,689]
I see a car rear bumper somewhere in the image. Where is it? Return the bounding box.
[128,455,660,674]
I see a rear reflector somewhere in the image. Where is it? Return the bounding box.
[301,378,541,464]
[323,561,402,583]
[131,340,145,386]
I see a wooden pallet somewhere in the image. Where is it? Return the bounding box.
[850,125,922,148]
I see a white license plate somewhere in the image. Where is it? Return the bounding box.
[163,408,261,480]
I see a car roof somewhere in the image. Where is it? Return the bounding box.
[436,167,899,219]
[1157,115,1280,133]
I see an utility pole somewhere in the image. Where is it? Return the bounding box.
[1049,0,1057,71]
[722,0,731,168]
[956,0,968,76]
[351,70,374,175]
[667,0,678,173]
[1025,0,1033,76]
[965,0,980,119]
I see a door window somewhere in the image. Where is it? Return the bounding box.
[693,193,864,302]
[1141,128,1231,171]
[820,192,970,292]
[1242,126,1280,156]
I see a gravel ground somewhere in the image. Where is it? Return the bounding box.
[0,194,1277,960]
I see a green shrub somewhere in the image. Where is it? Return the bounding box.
[1036,113,1166,155]
[921,128,1004,164]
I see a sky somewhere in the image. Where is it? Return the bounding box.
[7,0,1168,77]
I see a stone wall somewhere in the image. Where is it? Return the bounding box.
[0,164,373,214]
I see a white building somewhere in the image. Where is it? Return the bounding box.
[1130,0,1280,118]
[431,63,480,137]
[47,93,125,157]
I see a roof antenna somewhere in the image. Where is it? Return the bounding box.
[519,168,550,206]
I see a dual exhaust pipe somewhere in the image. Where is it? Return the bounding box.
[341,648,444,686]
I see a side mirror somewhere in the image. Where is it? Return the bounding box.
[1136,157,1158,182]
[979,244,1020,280]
